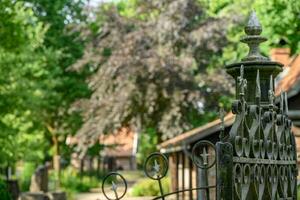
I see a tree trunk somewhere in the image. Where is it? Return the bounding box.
[52,135,61,189]
[46,123,61,189]
[79,158,84,182]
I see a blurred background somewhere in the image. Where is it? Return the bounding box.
[0,0,299,199]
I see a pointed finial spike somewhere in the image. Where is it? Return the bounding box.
[238,65,247,97]
[248,11,261,27]
[255,70,261,99]
[241,11,268,61]
[153,159,160,173]
[268,75,275,105]
[111,181,118,192]
[245,11,262,35]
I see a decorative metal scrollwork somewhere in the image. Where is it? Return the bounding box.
[101,11,298,200]
[102,150,217,200]
[144,152,168,180]
[102,172,127,200]
[224,11,298,200]
[229,65,297,200]
[192,140,216,169]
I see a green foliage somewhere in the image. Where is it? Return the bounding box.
[49,167,100,193]
[137,128,158,167]
[0,0,89,172]
[0,179,12,200]
[87,143,104,157]
[131,177,170,197]
[22,0,90,160]
[200,0,300,60]
[0,0,50,166]
[74,0,234,144]
[19,162,35,192]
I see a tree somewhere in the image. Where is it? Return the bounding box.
[199,0,300,62]
[0,0,51,168]
[0,0,90,184]
[22,0,90,182]
[72,0,234,151]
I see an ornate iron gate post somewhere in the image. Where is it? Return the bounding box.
[216,11,298,200]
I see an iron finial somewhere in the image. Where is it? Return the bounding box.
[268,75,275,106]
[153,159,160,175]
[238,65,247,97]
[245,11,262,35]
[241,11,268,61]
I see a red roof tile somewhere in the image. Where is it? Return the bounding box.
[159,113,235,148]
[275,54,300,95]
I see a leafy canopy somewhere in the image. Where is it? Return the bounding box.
[73,0,234,149]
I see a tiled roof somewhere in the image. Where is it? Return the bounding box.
[159,113,235,148]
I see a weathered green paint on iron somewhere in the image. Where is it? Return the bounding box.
[225,11,283,104]
[217,11,298,200]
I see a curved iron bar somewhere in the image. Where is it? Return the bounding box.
[101,143,218,200]
[101,172,128,200]
[151,185,216,200]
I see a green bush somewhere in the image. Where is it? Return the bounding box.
[130,177,170,197]
[19,162,35,191]
[49,167,100,193]
[0,179,12,200]
[136,128,158,167]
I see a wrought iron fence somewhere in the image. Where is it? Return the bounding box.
[102,145,217,200]
[101,11,298,200]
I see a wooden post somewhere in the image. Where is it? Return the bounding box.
[176,152,179,200]
[182,152,185,200]
[189,158,193,200]
[169,153,177,192]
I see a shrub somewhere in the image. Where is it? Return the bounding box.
[49,167,100,193]
[0,179,12,200]
[130,177,170,197]
[19,162,35,191]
